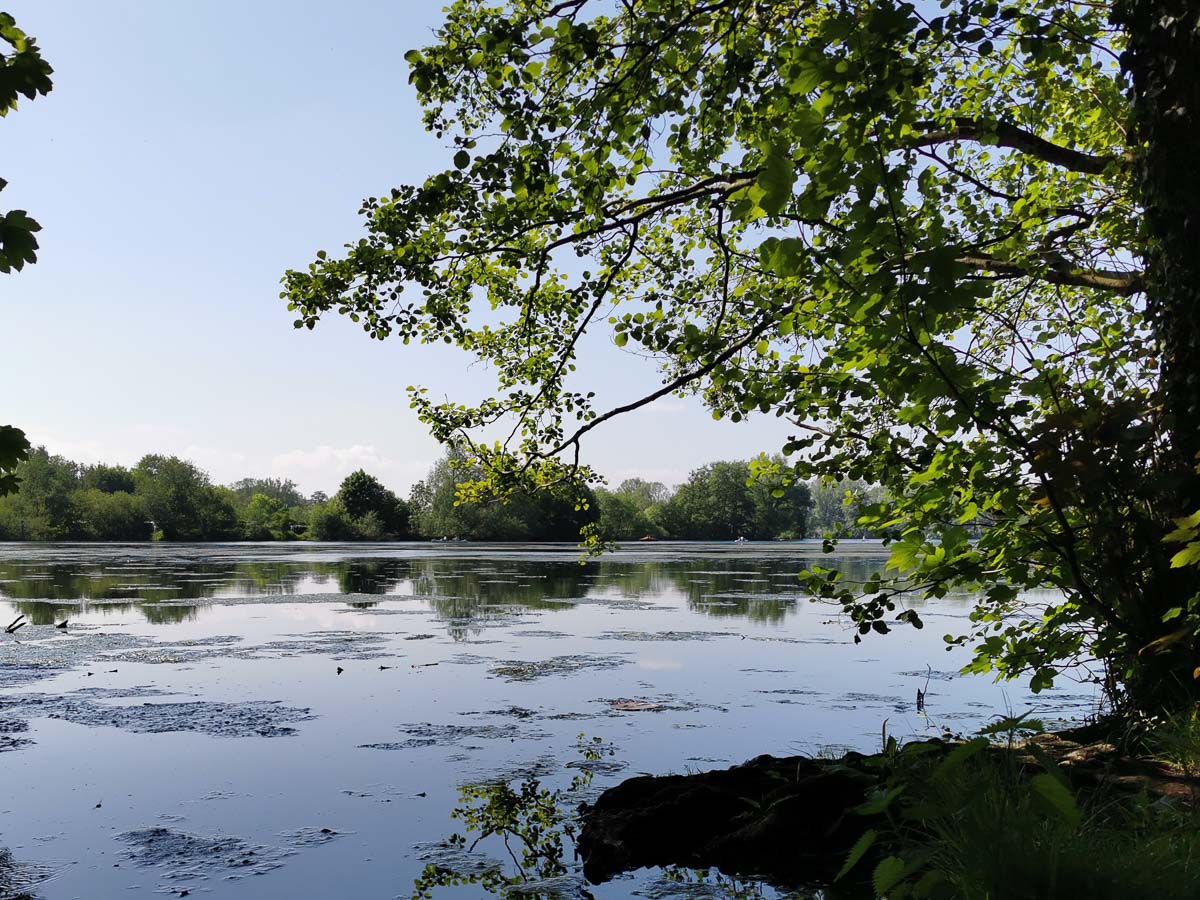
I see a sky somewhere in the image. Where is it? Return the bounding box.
[2,1,792,496]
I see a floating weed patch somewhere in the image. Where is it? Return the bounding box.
[0,696,313,739]
[112,631,393,664]
[0,662,63,689]
[248,631,392,660]
[601,696,728,715]
[118,827,290,883]
[0,631,158,669]
[491,654,630,682]
[279,826,345,848]
[753,688,825,706]
[898,669,959,682]
[118,824,345,889]
[67,685,175,699]
[0,717,31,752]
[835,692,909,713]
[565,757,627,776]
[358,722,546,750]
[0,847,53,897]
[510,629,572,638]
[172,635,242,647]
[458,705,539,720]
[594,630,737,642]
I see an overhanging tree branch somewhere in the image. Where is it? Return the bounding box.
[537,318,774,461]
[955,254,1145,294]
[911,118,1127,175]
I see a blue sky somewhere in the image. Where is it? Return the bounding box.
[2,1,790,495]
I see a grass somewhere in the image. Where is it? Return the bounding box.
[836,724,1200,900]
[1147,708,1200,779]
[913,761,1200,900]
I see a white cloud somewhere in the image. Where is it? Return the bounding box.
[269,444,434,496]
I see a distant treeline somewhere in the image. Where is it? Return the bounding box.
[0,447,881,542]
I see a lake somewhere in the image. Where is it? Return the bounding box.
[0,542,1097,898]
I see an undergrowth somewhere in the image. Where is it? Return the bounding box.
[837,716,1200,900]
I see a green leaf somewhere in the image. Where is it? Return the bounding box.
[834,828,877,881]
[453,150,470,169]
[755,145,795,216]
[934,737,988,778]
[873,856,908,895]
[1170,542,1200,568]
[788,63,822,95]
[855,785,906,815]
[1029,773,1080,829]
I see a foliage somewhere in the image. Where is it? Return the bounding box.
[657,458,811,540]
[1146,707,1200,780]
[593,477,670,539]
[594,486,656,539]
[307,497,358,541]
[809,479,887,539]
[0,12,51,275]
[613,477,669,509]
[336,469,410,537]
[71,488,148,541]
[409,448,596,540]
[0,447,79,538]
[79,463,136,495]
[0,13,52,496]
[0,424,30,497]
[411,736,612,898]
[228,477,306,508]
[132,455,239,541]
[283,0,1200,712]
[240,492,299,541]
[0,447,429,542]
[409,449,814,541]
[838,734,1200,900]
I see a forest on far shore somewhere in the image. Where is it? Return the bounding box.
[0,446,879,544]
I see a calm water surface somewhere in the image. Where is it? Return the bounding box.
[0,542,1098,898]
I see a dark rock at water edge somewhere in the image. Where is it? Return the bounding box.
[578,752,882,887]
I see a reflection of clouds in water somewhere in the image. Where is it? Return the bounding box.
[0,542,1106,900]
[637,658,684,671]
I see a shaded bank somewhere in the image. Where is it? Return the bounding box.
[578,731,1200,897]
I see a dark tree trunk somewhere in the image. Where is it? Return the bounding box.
[1111,0,1200,711]
[1114,0,1200,493]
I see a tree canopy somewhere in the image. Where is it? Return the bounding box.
[284,0,1199,712]
[656,458,812,540]
[0,13,53,496]
[409,448,596,540]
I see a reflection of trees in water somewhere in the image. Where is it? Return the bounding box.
[412,738,605,899]
[411,738,774,899]
[0,553,902,628]
[11,599,198,625]
[407,559,587,641]
[310,559,409,594]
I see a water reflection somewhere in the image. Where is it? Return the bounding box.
[411,738,606,899]
[410,737,800,900]
[0,550,895,633]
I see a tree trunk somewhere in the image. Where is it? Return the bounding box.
[1112,0,1200,712]
[1115,0,1200,492]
